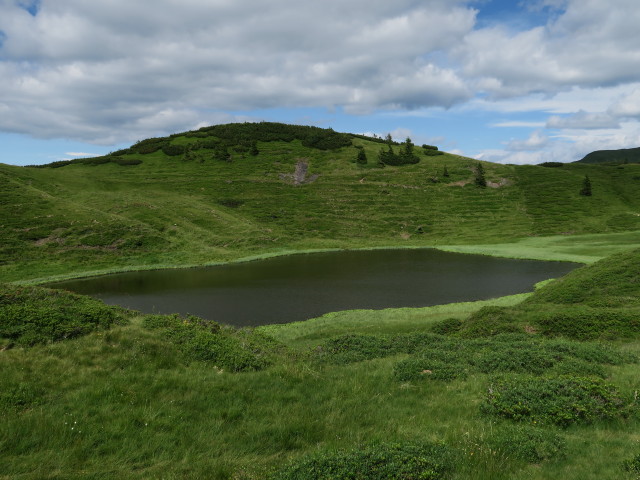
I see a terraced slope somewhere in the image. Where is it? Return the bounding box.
[1,123,640,283]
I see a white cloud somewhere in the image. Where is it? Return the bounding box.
[0,0,477,143]
[506,130,549,151]
[546,110,620,129]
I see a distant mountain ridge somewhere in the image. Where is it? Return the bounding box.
[576,147,640,164]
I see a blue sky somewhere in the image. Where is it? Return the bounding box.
[1,0,640,166]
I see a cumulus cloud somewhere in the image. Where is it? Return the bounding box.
[546,110,620,129]
[506,130,549,151]
[1,0,640,160]
[457,0,640,97]
[0,0,476,143]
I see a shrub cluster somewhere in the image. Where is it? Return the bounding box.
[482,376,628,427]
[29,156,142,168]
[316,332,636,385]
[143,314,275,372]
[0,284,129,346]
[269,442,456,480]
[196,122,352,151]
[161,144,186,156]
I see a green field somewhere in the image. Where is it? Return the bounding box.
[2,123,640,479]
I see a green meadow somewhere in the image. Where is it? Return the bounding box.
[2,123,640,479]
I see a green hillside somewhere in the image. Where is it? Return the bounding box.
[2,122,640,283]
[3,123,640,479]
[576,147,640,164]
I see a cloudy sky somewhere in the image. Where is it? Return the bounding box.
[1,0,640,165]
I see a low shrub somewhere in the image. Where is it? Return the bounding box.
[218,198,245,208]
[110,157,142,166]
[0,284,129,346]
[536,307,640,339]
[429,318,463,335]
[269,442,456,480]
[142,313,273,372]
[459,306,521,337]
[161,144,186,156]
[475,344,555,375]
[318,334,392,364]
[482,376,628,427]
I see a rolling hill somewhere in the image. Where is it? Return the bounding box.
[576,146,640,164]
[2,122,640,283]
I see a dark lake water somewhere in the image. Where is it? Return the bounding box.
[51,249,578,327]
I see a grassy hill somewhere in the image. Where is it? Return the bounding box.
[576,147,640,165]
[3,122,640,479]
[2,122,640,283]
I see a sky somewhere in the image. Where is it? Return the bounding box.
[1,0,640,166]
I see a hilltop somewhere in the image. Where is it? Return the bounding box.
[576,146,640,164]
[2,122,640,284]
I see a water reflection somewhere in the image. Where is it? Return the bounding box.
[51,249,578,327]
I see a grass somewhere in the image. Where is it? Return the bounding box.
[3,123,640,479]
[3,124,640,284]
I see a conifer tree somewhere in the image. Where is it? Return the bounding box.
[356,148,368,165]
[580,175,592,196]
[475,162,486,188]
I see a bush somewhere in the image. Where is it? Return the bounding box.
[161,144,186,156]
[0,284,129,346]
[142,313,272,372]
[218,198,245,208]
[459,306,521,337]
[110,157,142,166]
[482,376,628,427]
[536,307,640,340]
[318,334,392,364]
[475,345,555,375]
[430,318,463,335]
[269,442,456,480]
[538,162,564,168]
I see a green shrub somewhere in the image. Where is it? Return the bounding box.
[218,198,245,208]
[488,424,566,463]
[475,344,555,374]
[459,306,521,337]
[536,307,640,339]
[430,318,463,335]
[161,144,186,156]
[482,376,628,427]
[142,313,272,372]
[0,284,129,346]
[110,157,142,166]
[269,442,456,480]
[318,334,392,364]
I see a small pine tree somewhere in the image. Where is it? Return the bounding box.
[443,165,449,177]
[580,175,592,196]
[475,162,486,188]
[356,148,368,165]
[249,141,259,156]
